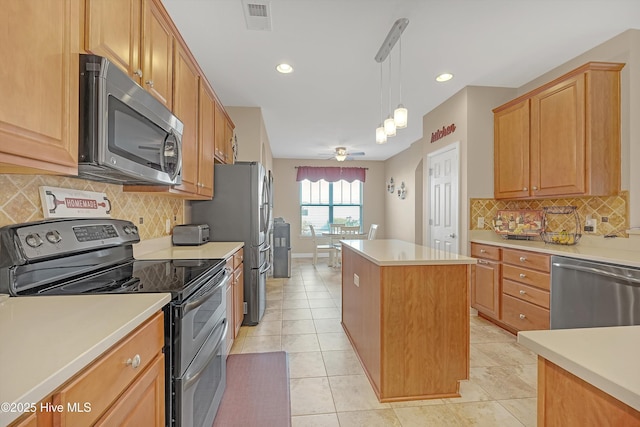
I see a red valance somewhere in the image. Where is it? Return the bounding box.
[296,166,366,183]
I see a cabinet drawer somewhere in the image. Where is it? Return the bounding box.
[503,279,550,309]
[233,248,244,269]
[502,264,550,290]
[54,312,164,426]
[225,256,234,272]
[502,248,550,272]
[502,294,549,331]
[471,243,501,261]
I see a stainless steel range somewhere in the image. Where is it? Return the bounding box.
[0,218,229,427]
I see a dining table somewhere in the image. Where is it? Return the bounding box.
[321,231,368,266]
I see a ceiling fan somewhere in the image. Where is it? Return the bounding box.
[322,147,365,162]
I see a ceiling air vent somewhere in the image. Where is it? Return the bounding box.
[242,0,272,31]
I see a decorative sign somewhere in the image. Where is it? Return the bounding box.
[430,123,456,143]
[39,186,112,219]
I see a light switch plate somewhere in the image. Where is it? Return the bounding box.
[354,274,360,287]
[477,217,484,228]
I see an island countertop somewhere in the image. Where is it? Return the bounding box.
[0,293,170,426]
[518,326,640,412]
[341,239,477,266]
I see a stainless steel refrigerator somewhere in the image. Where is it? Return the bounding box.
[191,161,272,325]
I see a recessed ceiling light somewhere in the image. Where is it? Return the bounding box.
[436,73,453,82]
[276,63,294,74]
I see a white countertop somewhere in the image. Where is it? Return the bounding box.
[0,293,170,425]
[135,241,244,261]
[469,230,640,268]
[518,326,640,411]
[342,239,477,266]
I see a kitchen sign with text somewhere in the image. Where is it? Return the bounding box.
[39,186,112,218]
[430,123,456,143]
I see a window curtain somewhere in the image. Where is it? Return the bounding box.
[295,166,366,183]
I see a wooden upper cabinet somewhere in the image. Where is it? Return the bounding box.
[493,62,623,200]
[225,119,235,164]
[494,100,530,199]
[141,0,173,108]
[214,101,235,164]
[85,0,173,109]
[172,42,200,196]
[0,0,80,175]
[198,83,216,198]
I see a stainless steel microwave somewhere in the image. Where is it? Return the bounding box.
[78,54,183,185]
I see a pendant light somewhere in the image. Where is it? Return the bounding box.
[393,36,408,129]
[376,62,387,144]
[373,18,408,142]
[384,55,396,137]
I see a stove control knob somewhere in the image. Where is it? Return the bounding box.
[130,226,138,235]
[123,226,132,234]
[46,230,62,244]
[25,233,43,248]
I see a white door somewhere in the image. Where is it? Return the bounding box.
[427,142,459,255]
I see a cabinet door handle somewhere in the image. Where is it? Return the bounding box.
[519,273,526,278]
[126,354,141,369]
[532,186,538,190]
[477,259,488,265]
[523,187,528,191]
[133,69,143,78]
[519,289,526,295]
[519,314,526,320]
[519,256,527,262]
[145,80,154,88]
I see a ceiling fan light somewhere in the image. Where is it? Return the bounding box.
[384,116,396,137]
[335,154,347,162]
[394,105,408,129]
[376,125,387,144]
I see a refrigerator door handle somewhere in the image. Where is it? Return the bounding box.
[260,244,271,253]
[259,262,271,274]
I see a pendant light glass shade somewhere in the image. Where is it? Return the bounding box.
[376,125,387,144]
[384,115,396,137]
[335,154,347,162]
[394,104,408,129]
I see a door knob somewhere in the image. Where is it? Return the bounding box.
[448,233,456,238]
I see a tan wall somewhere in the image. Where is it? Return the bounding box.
[226,106,273,173]
[272,158,385,255]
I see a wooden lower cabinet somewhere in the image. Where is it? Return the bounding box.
[341,245,469,402]
[470,243,501,320]
[537,357,640,426]
[9,312,165,427]
[233,248,244,336]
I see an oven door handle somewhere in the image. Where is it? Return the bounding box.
[183,318,229,389]
[183,273,231,316]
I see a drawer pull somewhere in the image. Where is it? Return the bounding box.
[519,290,526,295]
[480,249,486,253]
[519,273,526,278]
[477,259,488,265]
[519,314,526,320]
[126,354,141,369]
[519,256,527,262]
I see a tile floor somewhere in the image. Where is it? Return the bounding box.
[230,258,538,426]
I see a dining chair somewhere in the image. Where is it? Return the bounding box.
[329,223,343,234]
[309,224,336,265]
[368,224,379,240]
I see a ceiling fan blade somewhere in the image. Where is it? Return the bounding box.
[348,151,365,156]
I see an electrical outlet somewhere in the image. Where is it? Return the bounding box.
[139,217,144,224]
[602,216,609,223]
[166,219,171,233]
[477,217,485,229]
[584,218,597,233]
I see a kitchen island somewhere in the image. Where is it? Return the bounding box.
[518,327,640,426]
[340,239,477,402]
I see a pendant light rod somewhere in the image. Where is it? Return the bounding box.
[374,18,409,63]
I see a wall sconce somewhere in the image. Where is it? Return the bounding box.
[387,178,395,193]
[397,182,406,199]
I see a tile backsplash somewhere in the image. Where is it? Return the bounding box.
[470,191,629,237]
[0,174,184,240]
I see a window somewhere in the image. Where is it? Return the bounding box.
[300,179,362,234]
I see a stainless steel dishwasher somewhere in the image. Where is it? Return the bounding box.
[550,255,640,329]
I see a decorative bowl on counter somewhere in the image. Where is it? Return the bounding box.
[540,206,581,245]
[493,209,543,240]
